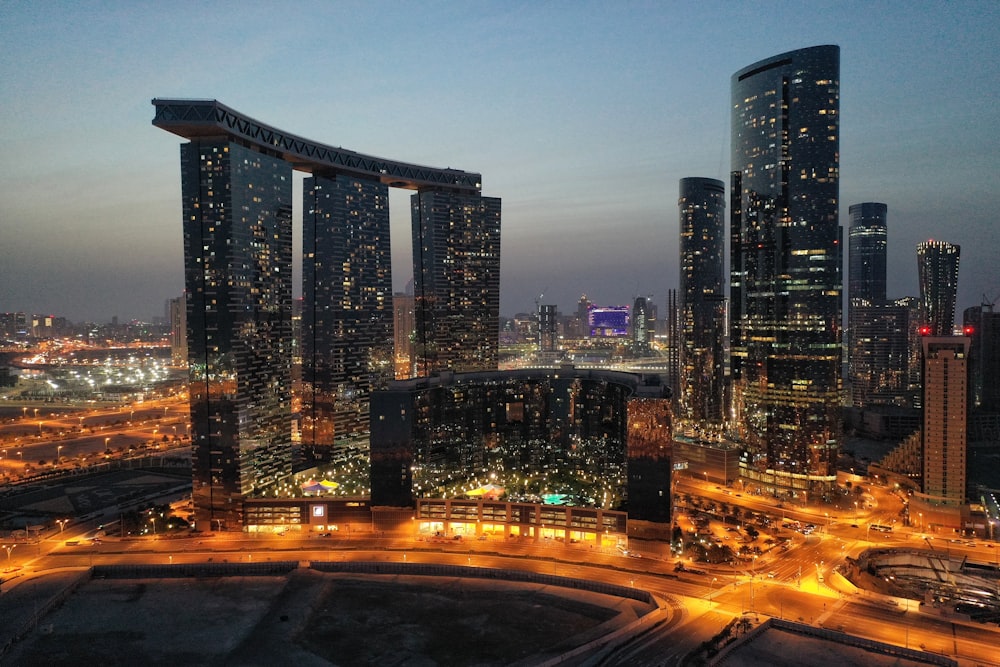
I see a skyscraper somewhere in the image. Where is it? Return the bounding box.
[730,46,842,494]
[678,177,727,424]
[848,203,888,304]
[393,291,416,380]
[849,297,920,408]
[964,302,1000,413]
[154,98,497,527]
[631,296,651,356]
[920,336,969,506]
[538,304,557,355]
[302,174,394,462]
[180,138,294,529]
[411,191,502,376]
[917,240,961,336]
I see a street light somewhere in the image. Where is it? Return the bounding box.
[1,544,16,564]
[56,519,68,532]
[710,577,718,600]
[56,445,62,463]
[150,517,156,536]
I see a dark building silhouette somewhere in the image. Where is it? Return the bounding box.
[729,46,842,494]
[370,368,672,522]
[964,302,1000,413]
[301,174,394,462]
[678,177,727,424]
[411,191,501,376]
[917,240,960,336]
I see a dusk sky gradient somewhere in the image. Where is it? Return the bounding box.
[2,1,998,323]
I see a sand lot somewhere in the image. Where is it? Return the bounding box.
[5,570,632,666]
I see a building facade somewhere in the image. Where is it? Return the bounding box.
[179,138,295,529]
[168,294,187,367]
[849,296,920,408]
[393,292,415,380]
[678,177,727,424]
[370,367,672,523]
[917,240,960,336]
[154,98,499,528]
[964,303,1000,414]
[848,203,888,304]
[301,174,394,462]
[729,46,842,495]
[411,191,502,376]
[920,336,969,506]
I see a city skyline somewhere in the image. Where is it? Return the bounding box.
[2,2,999,323]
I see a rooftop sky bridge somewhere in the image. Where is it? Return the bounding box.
[152,98,482,193]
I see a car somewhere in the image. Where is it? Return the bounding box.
[767,571,777,578]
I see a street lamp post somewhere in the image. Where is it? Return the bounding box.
[56,519,67,533]
[710,577,718,600]
[2,544,16,565]
[56,445,62,463]
[150,517,156,537]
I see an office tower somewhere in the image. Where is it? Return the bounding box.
[631,296,656,356]
[168,294,187,367]
[849,297,920,407]
[678,177,727,424]
[301,174,394,462]
[411,191,502,376]
[917,240,960,336]
[180,138,294,529]
[848,203,888,303]
[730,46,842,492]
[538,304,557,354]
[393,292,415,380]
[964,302,1000,413]
[921,336,969,505]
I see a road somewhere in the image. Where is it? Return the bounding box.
[4,523,998,665]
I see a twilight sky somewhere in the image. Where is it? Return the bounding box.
[2,1,998,323]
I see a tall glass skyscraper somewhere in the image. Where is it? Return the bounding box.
[180,139,295,529]
[730,46,842,494]
[678,177,727,424]
[411,191,502,375]
[848,203,888,304]
[155,98,499,527]
[917,240,961,336]
[302,174,394,463]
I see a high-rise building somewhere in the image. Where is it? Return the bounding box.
[917,240,960,336]
[179,137,294,529]
[849,296,920,408]
[393,291,415,380]
[964,302,1000,413]
[370,367,672,522]
[154,98,496,527]
[848,203,888,304]
[631,296,652,356]
[301,174,394,462]
[678,177,727,424]
[920,336,969,506]
[411,191,502,376]
[538,304,557,354]
[168,294,187,367]
[730,46,842,494]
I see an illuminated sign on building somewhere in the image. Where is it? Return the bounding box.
[589,305,629,337]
